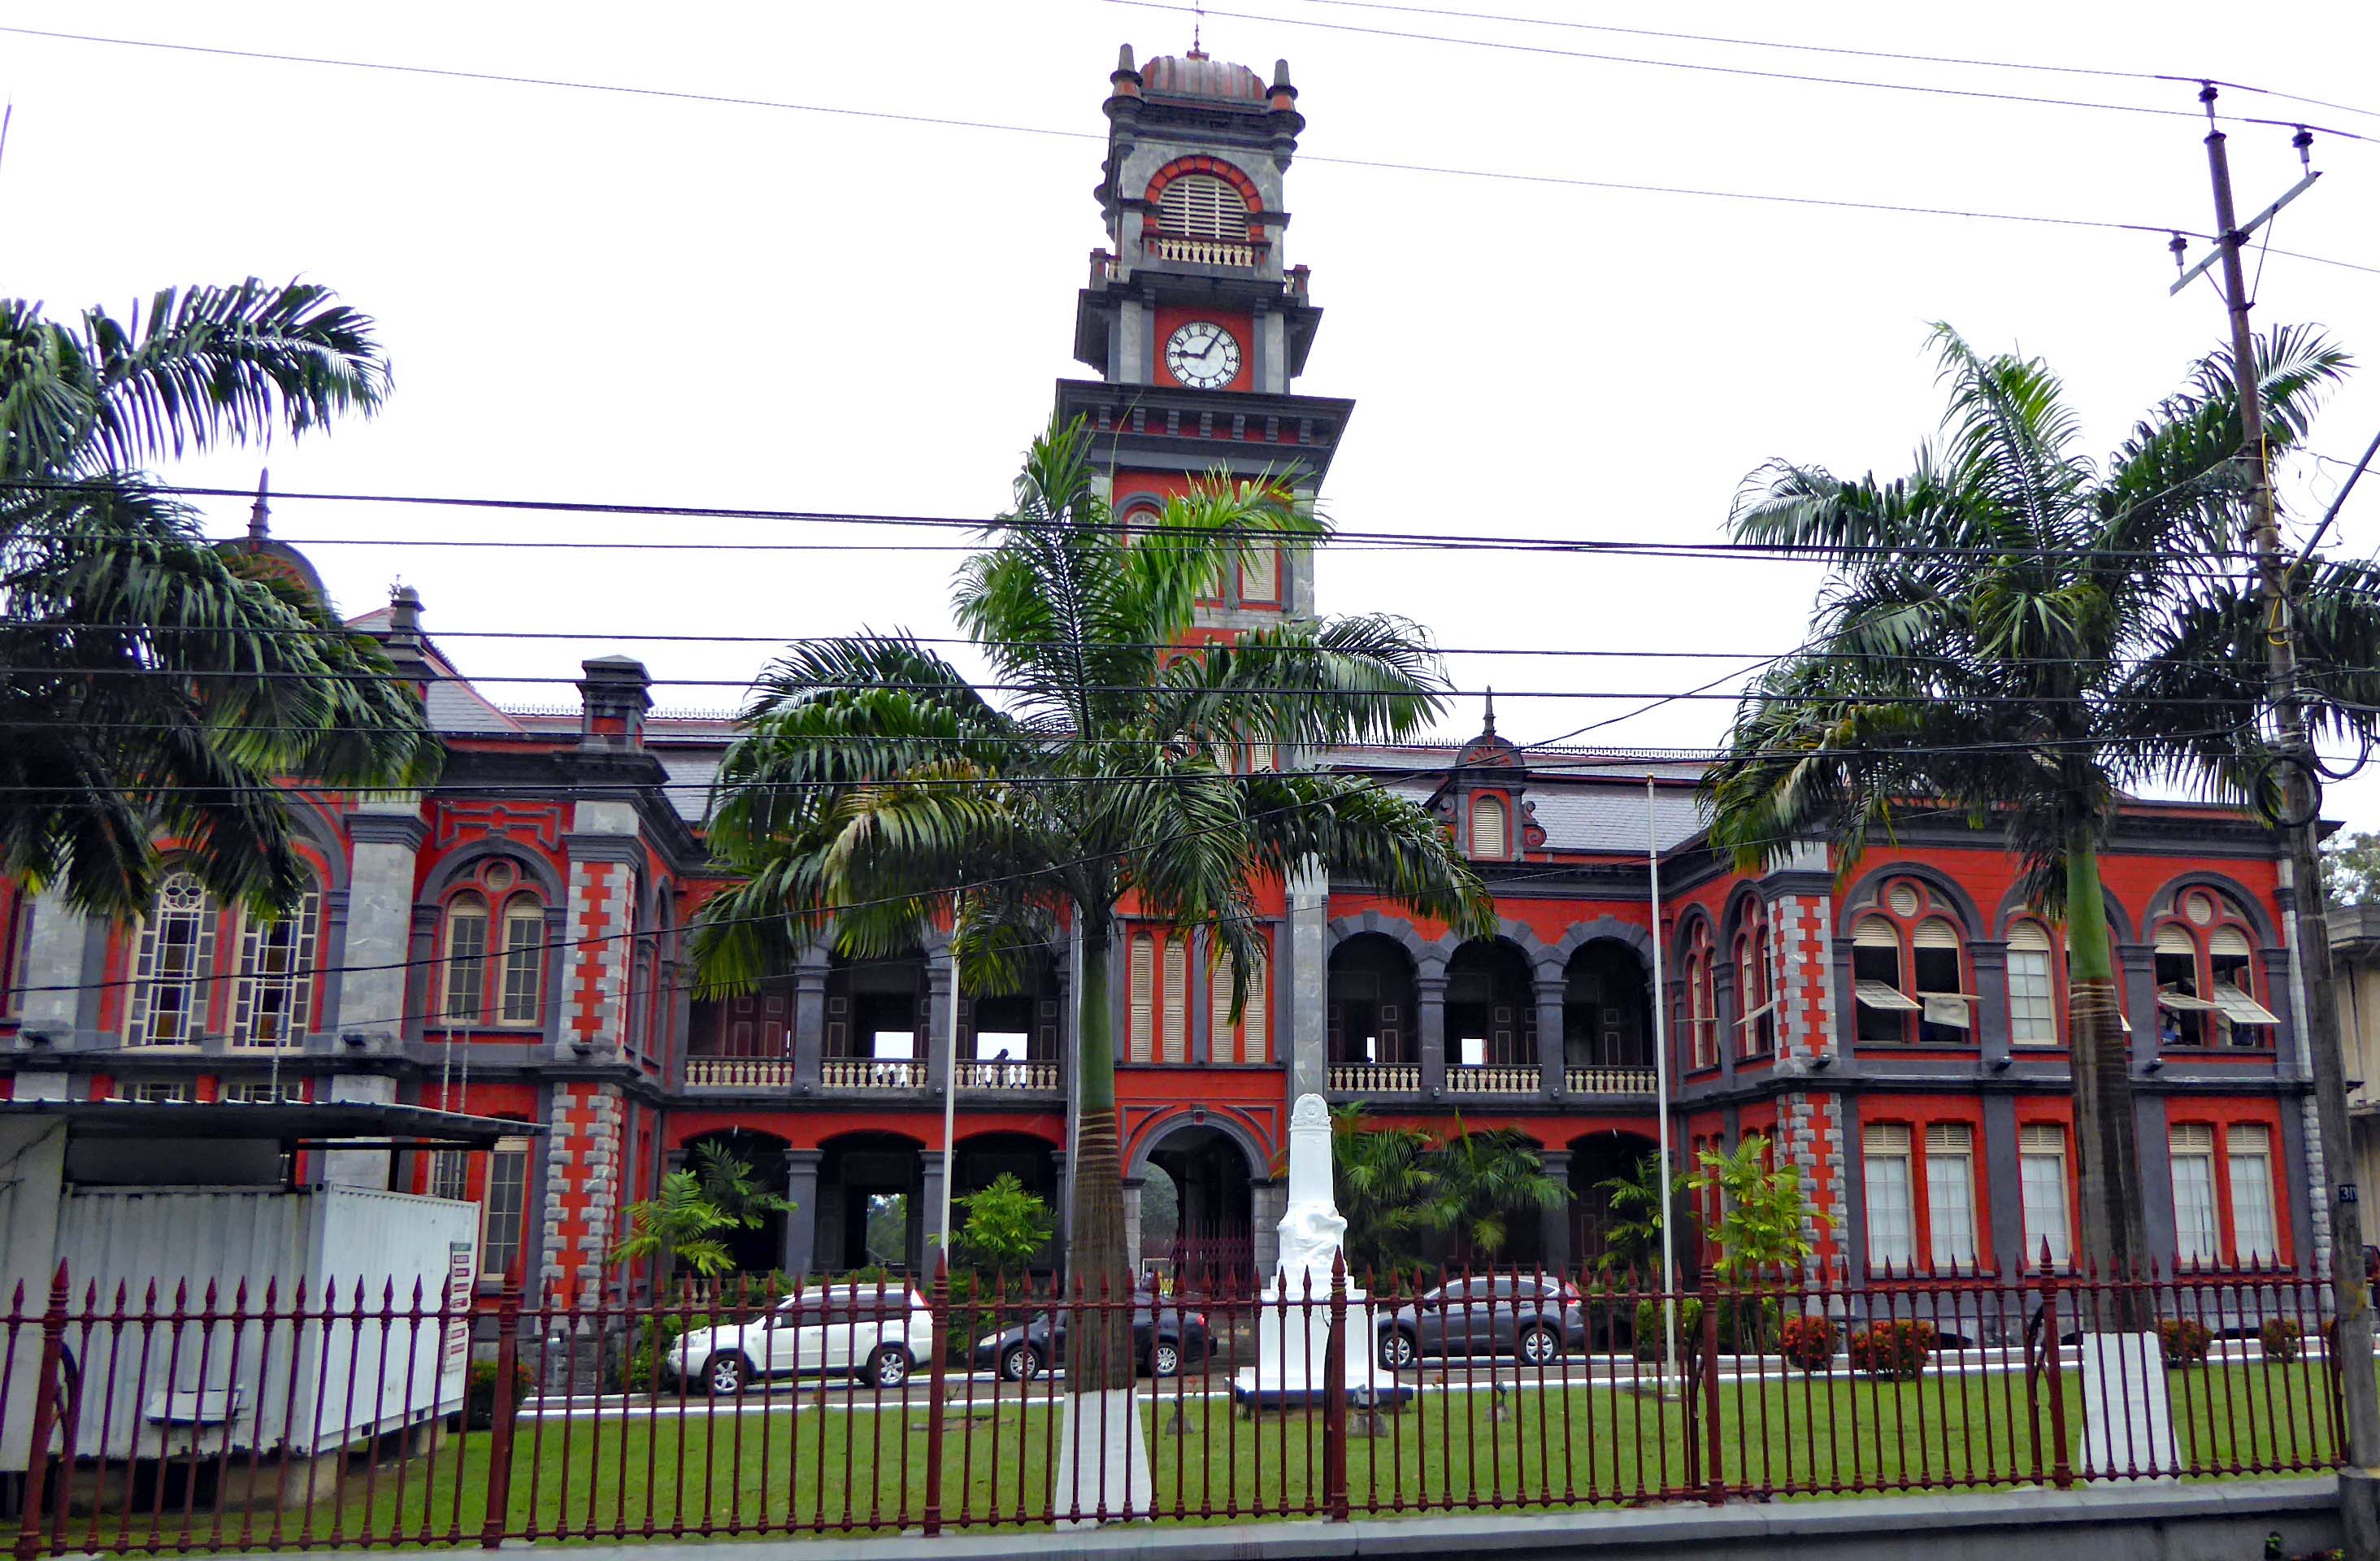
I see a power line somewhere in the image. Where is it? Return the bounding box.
[1112,0,2374,141]
[0,478,2283,566]
[0,24,2217,243]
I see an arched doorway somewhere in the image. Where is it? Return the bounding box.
[949,1131,1062,1273]
[1327,933,1418,1082]
[678,1128,792,1278]
[1446,937,1533,1077]
[1568,1128,1663,1280]
[1565,941,1654,1079]
[815,1131,925,1276]
[1139,1120,1262,1293]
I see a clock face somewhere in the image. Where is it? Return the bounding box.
[1164,321,1242,389]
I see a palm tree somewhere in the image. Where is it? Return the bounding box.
[1330,1105,1444,1281]
[694,420,1491,1445]
[1703,324,2380,1328]
[1592,1153,1689,1286]
[1,280,441,920]
[1429,1120,1571,1266]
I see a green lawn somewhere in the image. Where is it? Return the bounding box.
[23,1360,2344,1553]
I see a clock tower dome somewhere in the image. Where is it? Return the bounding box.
[1062,44,1354,637]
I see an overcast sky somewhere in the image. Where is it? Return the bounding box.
[8,1,2380,826]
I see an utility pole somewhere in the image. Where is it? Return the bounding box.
[2190,85,2380,1499]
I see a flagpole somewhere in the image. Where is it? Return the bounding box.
[1647,774,1680,1396]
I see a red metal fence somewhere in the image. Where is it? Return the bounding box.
[0,1259,2347,1553]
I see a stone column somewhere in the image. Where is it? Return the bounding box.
[1249,1178,1286,1284]
[1971,943,2011,1070]
[14,891,92,1097]
[918,1150,948,1276]
[1417,971,1449,1101]
[325,802,425,1189]
[923,952,953,1091]
[1539,1149,1574,1277]
[1534,971,1567,1098]
[545,793,643,1307]
[2118,945,2158,1067]
[793,961,826,1094]
[1287,862,1329,1102]
[783,1149,823,1277]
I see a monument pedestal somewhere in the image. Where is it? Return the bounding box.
[1231,1284,1409,1410]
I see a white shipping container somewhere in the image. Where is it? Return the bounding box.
[46,1186,476,1463]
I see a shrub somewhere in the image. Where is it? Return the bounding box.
[1634,1298,1702,1361]
[615,1311,715,1391]
[464,1359,533,1429]
[1778,1313,1838,1372]
[2158,1318,2213,1368]
[1848,1319,1935,1381]
[2259,1317,2304,1363]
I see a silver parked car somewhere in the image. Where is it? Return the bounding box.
[1375,1276,1587,1368]
[670,1282,936,1394]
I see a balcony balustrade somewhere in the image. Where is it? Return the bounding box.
[1444,1063,1540,1094]
[821,1058,926,1091]
[1566,1064,1659,1095]
[684,1056,794,1091]
[1147,233,1256,267]
[1327,1062,1420,1094]
[954,1059,1061,1092]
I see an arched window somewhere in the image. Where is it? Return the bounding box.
[232,890,321,1046]
[1683,924,1718,1071]
[440,859,549,1029]
[1470,795,1508,860]
[128,871,217,1046]
[1733,901,1775,1059]
[2005,920,2060,1047]
[442,893,490,1023]
[1158,173,1248,240]
[1850,877,1974,1045]
[2153,888,2278,1050]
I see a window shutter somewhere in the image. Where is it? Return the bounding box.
[1853,917,1898,948]
[1244,950,1267,1063]
[2209,928,2252,957]
[1913,920,1961,950]
[2170,1121,2216,1154]
[1925,1122,1973,1155]
[1865,1123,1911,1154]
[1130,934,1154,1063]
[1210,950,1236,1064]
[1470,796,1507,859]
[2007,922,2052,952]
[2156,924,2196,956]
[1158,173,1248,239]
[2019,1123,2064,1154]
[1162,938,1188,1063]
[2226,1122,2272,1156]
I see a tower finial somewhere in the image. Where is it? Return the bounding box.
[247,467,271,542]
[1189,2,1205,59]
[1483,687,1496,735]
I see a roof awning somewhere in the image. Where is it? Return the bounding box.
[1856,980,1920,1013]
[0,1101,541,1147]
[2213,987,2282,1026]
[2157,989,2221,1013]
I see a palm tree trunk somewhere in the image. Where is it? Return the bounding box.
[2064,824,2152,1332]
[1066,911,1136,1392]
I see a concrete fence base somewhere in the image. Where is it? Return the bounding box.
[233,1478,2339,1561]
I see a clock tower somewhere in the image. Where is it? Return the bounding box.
[1062,44,1355,637]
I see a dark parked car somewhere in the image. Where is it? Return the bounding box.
[1375,1276,1587,1368]
[971,1288,1211,1381]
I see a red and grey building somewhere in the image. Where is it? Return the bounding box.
[0,44,2329,1307]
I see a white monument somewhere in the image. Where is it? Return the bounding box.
[1234,1094,1396,1408]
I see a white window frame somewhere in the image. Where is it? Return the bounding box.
[128,872,216,1046]
[231,891,319,1047]
[498,902,545,1026]
[480,1137,530,1278]
[2170,1124,2221,1267]
[2018,1124,2073,1270]
[1863,1124,1916,1272]
[1925,1123,1978,1272]
[2227,1123,2279,1266]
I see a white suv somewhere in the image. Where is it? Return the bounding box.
[669,1282,935,1394]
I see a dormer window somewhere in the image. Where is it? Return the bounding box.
[1159,174,1248,239]
[1469,794,1508,859]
